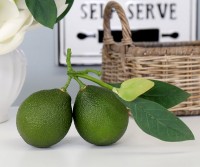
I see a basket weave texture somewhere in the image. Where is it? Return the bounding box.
[101,1,200,116]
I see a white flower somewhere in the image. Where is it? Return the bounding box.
[14,0,27,9]
[0,0,18,22]
[0,0,33,55]
[0,0,69,55]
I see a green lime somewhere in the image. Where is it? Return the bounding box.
[73,85,129,146]
[16,89,72,148]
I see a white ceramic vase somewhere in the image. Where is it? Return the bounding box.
[0,49,26,123]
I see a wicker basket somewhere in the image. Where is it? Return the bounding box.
[101,1,200,116]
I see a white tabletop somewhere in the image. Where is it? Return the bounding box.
[0,107,200,167]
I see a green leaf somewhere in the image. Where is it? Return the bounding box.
[25,0,57,28]
[123,98,194,142]
[56,0,74,22]
[141,80,190,108]
[107,83,121,88]
[112,78,154,101]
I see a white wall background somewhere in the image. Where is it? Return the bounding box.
[13,2,200,106]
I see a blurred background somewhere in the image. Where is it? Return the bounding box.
[14,25,100,105]
[13,0,200,106]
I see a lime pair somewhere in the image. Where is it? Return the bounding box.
[16,85,129,148]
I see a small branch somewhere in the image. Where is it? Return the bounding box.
[83,69,102,76]
[61,76,72,92]
[75,74,113,90]
[66,48,73,72]
[68,69,101,76]
[65,48,112,91]
[74,77,86,89]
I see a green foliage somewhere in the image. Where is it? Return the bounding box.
[108,80,194,141]
[25,0,74,28]
[113,78,154,101]
[109,80,190,108]
[25,0,57,28]
[121,98,195,142]
[141,80,190,108]
[56,0,74,22]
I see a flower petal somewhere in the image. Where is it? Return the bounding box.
[0,10,33,42]
[0,0,19,22]
[15,0,27,9]
[19,11,34,31]
[29,20,42,30]
[0,9,33,55]
[0,31,25,55]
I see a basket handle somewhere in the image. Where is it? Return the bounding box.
[103,1,133,45]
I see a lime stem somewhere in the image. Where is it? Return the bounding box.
[74,77,86,89]
[83,69,102,76]
[68,69,101,76]
[67,48,73,72]
[74,73,113,90]
[65,48,113,91]
[61,76,72,92]
[61,48,74,91]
